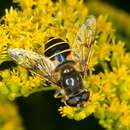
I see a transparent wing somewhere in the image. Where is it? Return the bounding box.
[71,15,96,76]
[8,48,58,85]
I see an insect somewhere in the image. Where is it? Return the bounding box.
[8,15,96,107]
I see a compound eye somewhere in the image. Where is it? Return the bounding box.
[66,96,80,107]
[81,91,90,101]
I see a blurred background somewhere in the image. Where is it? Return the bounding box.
[0,0,130,130]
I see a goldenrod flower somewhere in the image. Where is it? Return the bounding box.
[0,96,24,130]
[0,0,130,130]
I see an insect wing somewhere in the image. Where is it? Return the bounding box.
[72,15,96,76]
[75,15,96,46]
[8,48,57,84]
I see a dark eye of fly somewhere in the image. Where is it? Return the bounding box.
[81,91,90,101]
[66,91,90,107]
[66,96,80,107]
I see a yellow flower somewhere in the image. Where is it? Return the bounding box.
[0,0,130,129]
[59,106,75,119]
[0,96,24,130]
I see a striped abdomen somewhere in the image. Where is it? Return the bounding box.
[44,37,71,63]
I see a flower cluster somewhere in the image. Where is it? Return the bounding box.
[87,0,130,49]
[0,96,24,130]
[0,0,130,130]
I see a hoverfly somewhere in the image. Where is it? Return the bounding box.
[8,15,96,107]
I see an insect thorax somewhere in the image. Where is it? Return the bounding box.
[56,61,83,96]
